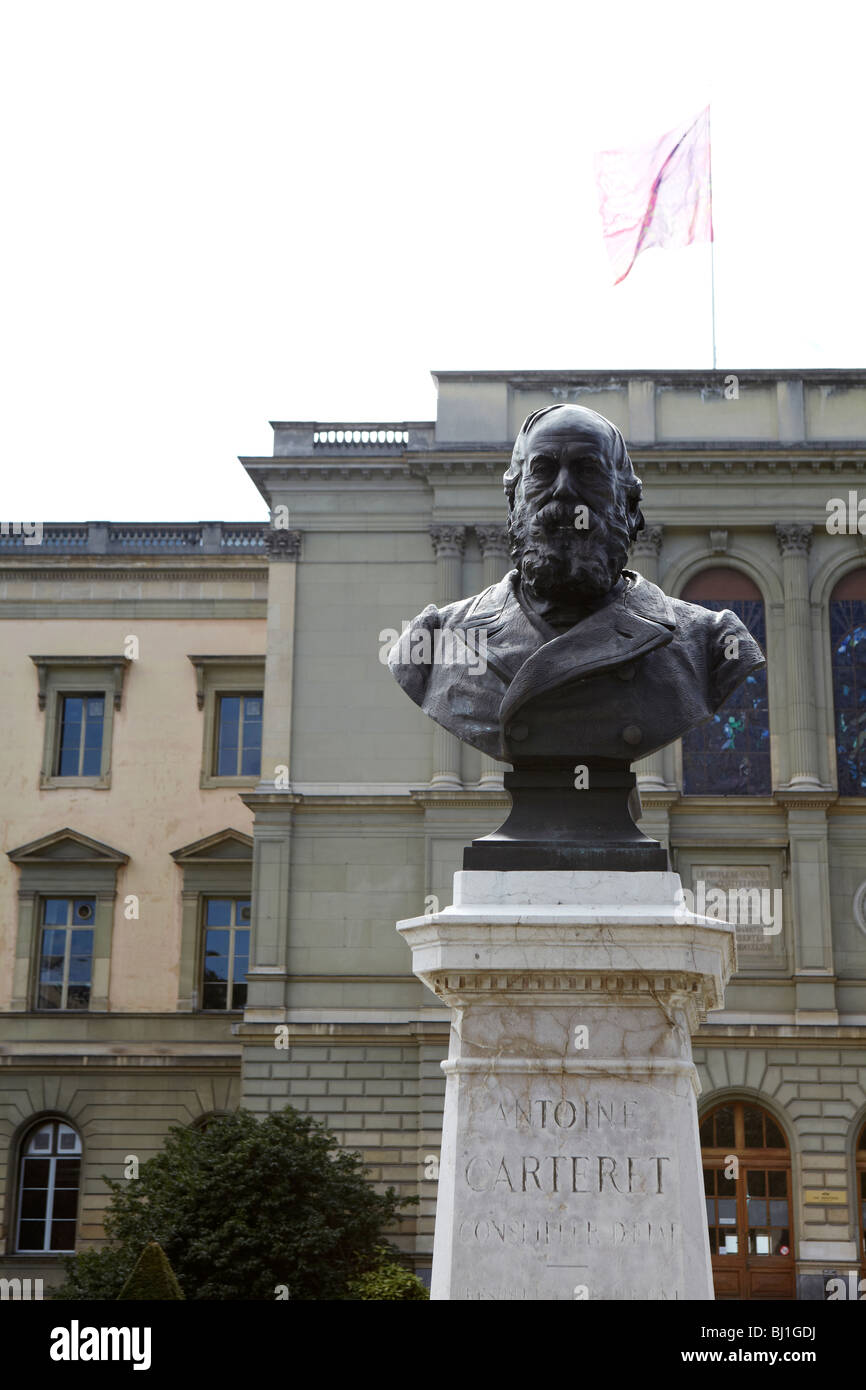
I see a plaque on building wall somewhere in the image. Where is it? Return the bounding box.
[690,865,782,960]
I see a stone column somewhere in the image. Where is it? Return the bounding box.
[629,526,667,792]
[429,525,466,789]
[399,869,735,1301]
[475,524,511,788]
[776,792,837,1022]
[243,525,302,1022]
[775,523,822,789]
[259,528,302,791]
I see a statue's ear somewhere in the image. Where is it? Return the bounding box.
[625,478,645,543]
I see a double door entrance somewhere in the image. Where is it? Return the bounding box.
[701,1100,795,1301]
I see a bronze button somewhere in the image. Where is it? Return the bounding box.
[622,724,643,746]
[507,723,529,741]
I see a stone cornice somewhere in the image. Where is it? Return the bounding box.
[774,787,838,810]
[410,787,509,809]
[234,1019,451,1043]
[0,1052,240,1070]
[431,368,866,385]
[29,655,130,711]
[0,566,268,582]
[240,446,866,481]
[697,1022,866,1040]
[243,789,514,812]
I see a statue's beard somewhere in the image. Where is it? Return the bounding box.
[508,499,631,604]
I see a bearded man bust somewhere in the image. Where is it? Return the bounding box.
[388,403,765,869]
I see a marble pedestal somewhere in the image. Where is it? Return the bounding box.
[397,871,735,1302]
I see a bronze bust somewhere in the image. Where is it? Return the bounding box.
[389,404,765,869]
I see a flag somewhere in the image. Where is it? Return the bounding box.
[595,107,713,285]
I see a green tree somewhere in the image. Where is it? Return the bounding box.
[347,1247,429,1301]
[52,1108,413,1301]
[118,1241,184,1300]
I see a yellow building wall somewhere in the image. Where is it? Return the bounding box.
[0,617,265,1011]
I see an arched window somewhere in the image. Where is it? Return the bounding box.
[680,568,771,795]
[16,1119,82,1253]
[700,1100,794,1300]
[191,1112,230,1133]
[830,569,866,796]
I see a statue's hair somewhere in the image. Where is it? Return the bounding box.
[503,403,645,545]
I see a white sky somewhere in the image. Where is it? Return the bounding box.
[2,0,864,521]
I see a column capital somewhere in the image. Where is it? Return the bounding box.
[429,524,466,559]
[266,528,302,562]
[775,522,813,556]
[630,523,664,558]
[474,524,510,560]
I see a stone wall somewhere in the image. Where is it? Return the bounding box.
[239,1033,448,1268]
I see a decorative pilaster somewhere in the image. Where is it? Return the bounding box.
[630,524,664,582]
[475,525,511,581]
[775,791,838,1021]
[429,526,466,788]
[629,526,668,793]
[475,525,511,788]
[242,523,303,1026]
[775,523,821,788]
[259,527,302,791]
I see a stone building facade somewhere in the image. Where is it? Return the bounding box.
[1,370,865,1299]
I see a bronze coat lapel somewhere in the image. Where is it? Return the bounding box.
[499,579,676,726]
[452,573,543,688]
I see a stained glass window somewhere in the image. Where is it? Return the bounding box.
[830,573,866,796]
[681,570,771,795]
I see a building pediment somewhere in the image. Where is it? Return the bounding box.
[7,827,129,865]
[170,829,253,863]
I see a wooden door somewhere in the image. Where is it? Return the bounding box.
[701,1100,795,1300]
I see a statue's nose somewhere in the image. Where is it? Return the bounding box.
[552,465,577,500]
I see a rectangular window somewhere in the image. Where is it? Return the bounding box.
[57,694,105,777]
[216,694,262,777]
[202,898,251,1010]
[36,898,95,1010]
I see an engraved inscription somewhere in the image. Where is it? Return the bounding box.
[464,1153,671,1194]
[458,1218,679,1248]
[497,1098,638,1129]
[452,1087,689,1300]
[691,864,778,957]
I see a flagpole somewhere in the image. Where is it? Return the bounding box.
[708,105,717,370]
